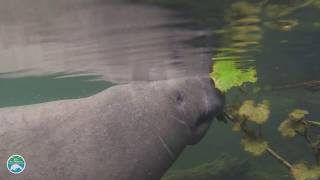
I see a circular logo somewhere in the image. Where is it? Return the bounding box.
[7,155,26,174]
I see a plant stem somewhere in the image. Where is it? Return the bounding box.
[296,128,320,165]
[273,80,320,91]
[307,120,320,127]
[223,112,294,170]
[266,147,293,170]
[224,112,255,137]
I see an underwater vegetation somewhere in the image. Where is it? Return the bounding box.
[207,0,320,179]
[210,0,320,92]
[136,0,320,179]
[221,101,320,180]
[210,1,262,92]
[211,1,320,179]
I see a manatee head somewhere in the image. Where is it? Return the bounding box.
[158,76,224,145]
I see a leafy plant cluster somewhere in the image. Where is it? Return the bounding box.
[222,101,320,180]
[210,1,320,179]
[210,0,320,92]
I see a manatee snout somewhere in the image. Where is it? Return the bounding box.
[189,82,224,145]
[172,76,224,145]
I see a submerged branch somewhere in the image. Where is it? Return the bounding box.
[266,147,293,170]
[223,112,294,170]
[307,120,320,127]
[273,80,320,92]
[296,130,320,165]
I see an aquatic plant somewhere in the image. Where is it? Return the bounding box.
[278,109,309,138]
[210,59,257,92]
[241,135,269,156]
[291,163,320,180]
[238,100,270,124]
[222,101,320,180]
[211,0,320,93]
[137,0,320,179]
[210,1,320,179]
[210,1,262,92]
[222,100,320,178]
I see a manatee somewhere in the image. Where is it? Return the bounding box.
[0,76,223,180]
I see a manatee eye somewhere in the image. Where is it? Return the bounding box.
[176,91,184,104]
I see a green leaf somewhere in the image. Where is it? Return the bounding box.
[210,59,257,92]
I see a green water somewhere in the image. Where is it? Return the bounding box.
[0,73,113,107]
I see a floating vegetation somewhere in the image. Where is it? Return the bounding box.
[210,59,257,92]
[211,1,261,92]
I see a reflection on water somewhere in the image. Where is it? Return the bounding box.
[0,0,211,83]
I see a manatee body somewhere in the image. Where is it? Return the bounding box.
[0,76,223,180]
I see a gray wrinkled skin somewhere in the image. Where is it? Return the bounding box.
[0,76,223,180]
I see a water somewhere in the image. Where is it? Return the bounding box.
[0,73,112,107]
[1,0,320,179]
[0,0,211,83]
